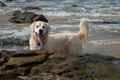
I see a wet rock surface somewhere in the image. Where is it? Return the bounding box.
[6,0,14,2]
[9,11,48,23]
[0,1,6,6]
[0,50,120,80]
[24,6,41,10]
[0,38,29,46]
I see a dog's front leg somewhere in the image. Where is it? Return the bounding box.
[30,40,39,50]
[30,44,39,50]
[34,44,39,50]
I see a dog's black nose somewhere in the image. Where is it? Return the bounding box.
[39,29,43,34]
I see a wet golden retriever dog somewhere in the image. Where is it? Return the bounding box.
[29,18,89,54]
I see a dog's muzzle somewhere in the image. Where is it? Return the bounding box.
[35,29,44,38]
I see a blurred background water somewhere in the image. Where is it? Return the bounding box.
[1,0,120,17]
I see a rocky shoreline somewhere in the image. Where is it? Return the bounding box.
[0,50,120,80]
[0,1,120,79]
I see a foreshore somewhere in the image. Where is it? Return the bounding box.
[0,1,120,80]
[0,12,120,57]
[0,50,120,80]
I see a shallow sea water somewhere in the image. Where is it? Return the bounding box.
[0,0,120,57]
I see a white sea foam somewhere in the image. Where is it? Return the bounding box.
[0,27,30,39]
[89,39,120,46]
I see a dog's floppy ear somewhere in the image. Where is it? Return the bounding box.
[29,22,36,32]
[45,23,51,33]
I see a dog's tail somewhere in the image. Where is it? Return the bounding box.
[78,18,89,40]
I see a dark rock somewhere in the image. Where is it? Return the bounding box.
[100,18,120,24]
[19,73,69,80]
[33,14,48,22]
[0,1,6,6]
[0,50,15,58]
[91,18,120,24]
[6,0,14,1]
[24,6,41,10]
[9,10,48,23]
[72,5,78,7]
[0,58,5,66]
[0,38,29,46]
[0,50,15,67]
[0,50,120,80]
[0,72,22,80]
[6,50,49,67]
[31,53,120,80]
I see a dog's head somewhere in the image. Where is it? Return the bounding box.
[29,21,51,38]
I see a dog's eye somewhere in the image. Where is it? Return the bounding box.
[36,26,39,28]
[43,26,45,29]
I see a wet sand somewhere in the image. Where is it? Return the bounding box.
[0,13,120,57]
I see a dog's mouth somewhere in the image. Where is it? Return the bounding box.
[35,32,44,38]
